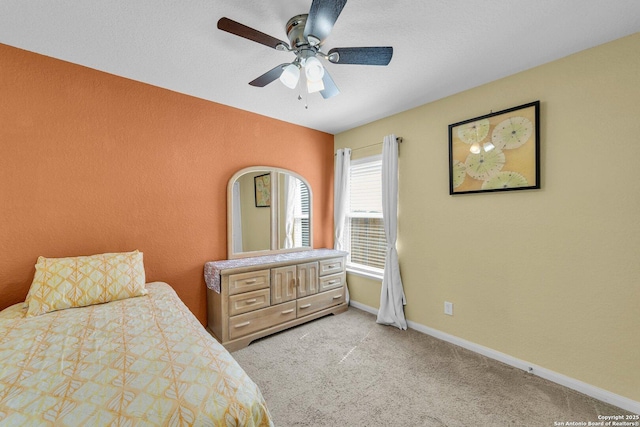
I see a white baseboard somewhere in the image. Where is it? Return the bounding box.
[348,300,640,415]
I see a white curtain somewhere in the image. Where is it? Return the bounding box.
[334,148,351,303]
[284,175,297,249]
[376,134,407,330]
[232,181,243,253]
[334,148,351,251]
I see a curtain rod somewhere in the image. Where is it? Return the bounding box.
[338,137,404,154]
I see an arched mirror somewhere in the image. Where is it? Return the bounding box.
[227,166,313,259]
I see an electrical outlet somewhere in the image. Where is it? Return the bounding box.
[444,301,453,316]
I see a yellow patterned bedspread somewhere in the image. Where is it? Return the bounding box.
[0,282,273,426]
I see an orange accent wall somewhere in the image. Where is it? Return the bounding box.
[0,43,335,324]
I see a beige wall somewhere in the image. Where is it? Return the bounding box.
[238,173,271,252]
[335,33,640,403]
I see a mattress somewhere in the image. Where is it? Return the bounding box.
[0,282,273,426]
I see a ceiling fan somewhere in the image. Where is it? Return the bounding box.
[217,0,393,99]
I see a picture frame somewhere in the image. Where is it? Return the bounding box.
[448,101,540,195]
[254,173,271,207]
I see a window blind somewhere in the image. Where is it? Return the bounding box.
[294,180,310,247]
[347,156,386,271]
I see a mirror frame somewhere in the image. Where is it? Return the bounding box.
[227,166,313,259]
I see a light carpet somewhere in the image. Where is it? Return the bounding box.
[232,307,631,426]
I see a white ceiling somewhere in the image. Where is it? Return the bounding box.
[1,1,639,134]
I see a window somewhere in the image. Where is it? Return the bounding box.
[345,155,386,278]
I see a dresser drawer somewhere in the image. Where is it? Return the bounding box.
[297,287,344,317]
[318,272,345,292]
[318,257,345,276]
[229,301,297,340]
[228,288,270,316]
[228,270,270,295]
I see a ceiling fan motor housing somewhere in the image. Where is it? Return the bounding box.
[286,14,312,49]
[286,14,322,65]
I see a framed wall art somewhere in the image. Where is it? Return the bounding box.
[254,173,271,207]
[448,101,540,195]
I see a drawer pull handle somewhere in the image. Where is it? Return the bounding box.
[235,321,251,328]
[327,280,338,285]
[244,279,257,284]
[281,309,294,314]
[300,304,311,309]
[245,299,257,304]
[327,265,336,269]
[333,295,342,299]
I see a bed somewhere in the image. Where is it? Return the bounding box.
[0,281,273,426]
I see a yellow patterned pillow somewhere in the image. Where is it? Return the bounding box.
[25,250,147,317]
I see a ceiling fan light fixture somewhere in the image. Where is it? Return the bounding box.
[306,77,325,93]
[304,56,325,82]
[279,63,300,89]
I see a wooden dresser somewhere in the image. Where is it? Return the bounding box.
[204,249,348,351]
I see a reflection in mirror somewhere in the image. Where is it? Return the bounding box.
[232,172,271,253]
[228,166,313,259]
[278,174,311,250]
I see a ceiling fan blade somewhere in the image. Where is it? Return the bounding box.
[320,70,340,99]
[304,0,347,43]
[218,17,289,50]
[327,47,393,65]
[249,64,288,87]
